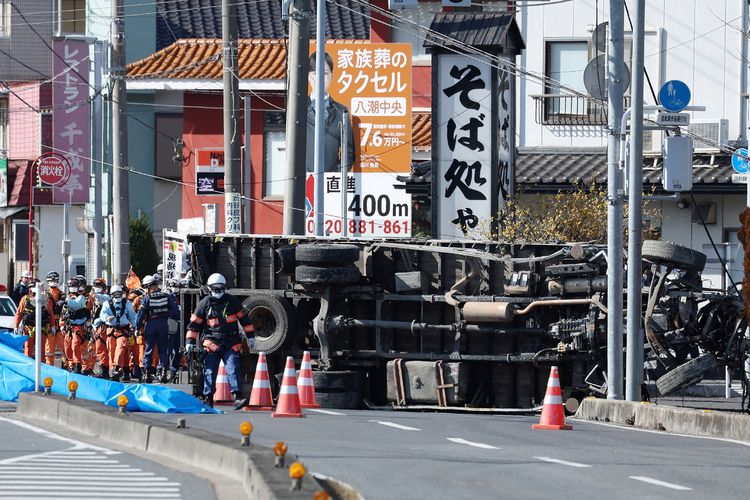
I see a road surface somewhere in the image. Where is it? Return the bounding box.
[148,407,750,500]
[0,412,216,500]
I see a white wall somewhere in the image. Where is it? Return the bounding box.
[518,0,744,148]
[37,205,86,278]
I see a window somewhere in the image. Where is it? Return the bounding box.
[0,97,7,153]
[0,0,10,38]
[263,112,286,198]
[155,114,183,179]
[545,41,588,115]
[61,0,86,35]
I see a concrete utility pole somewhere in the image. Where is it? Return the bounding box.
[740,0,748,146]
[313,0,326,236]
[626,0,646,402]
[283,0,312,235]
[606,0,625,400]
[111,0,129,284]
[222,0,242,234]
[93,40,104,280]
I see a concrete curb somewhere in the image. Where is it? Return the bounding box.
[17,393,336,499]
[574,397,750,442]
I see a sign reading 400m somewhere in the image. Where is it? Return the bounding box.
[305,43,412,238]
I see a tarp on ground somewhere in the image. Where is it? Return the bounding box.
[0,339,218,414]
[0,331,27,352]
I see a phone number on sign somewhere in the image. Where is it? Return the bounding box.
[307,219,410,236]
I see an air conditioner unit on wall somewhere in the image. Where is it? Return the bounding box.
[687,119,729,152]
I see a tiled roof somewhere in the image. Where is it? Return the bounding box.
[155,0,370,51]
[412,112,431,149]
[424,12,524,53]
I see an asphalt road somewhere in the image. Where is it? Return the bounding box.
[0,413,217,500]
[148,407,750,500]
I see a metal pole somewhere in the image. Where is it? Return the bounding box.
[740,0,748,145]
[34,282,41,392]
[92,41,103,279]
[606,0,625,401]
[222,0,242,234]
[111,0,130,284]
[243,95,252,233]
[341,111,348,237]
[283,0,311,236]
[724,242,732,399]
[62,202,69,285]
[313,0,326,236]
[28,160,34,273]
[626,0,646,402]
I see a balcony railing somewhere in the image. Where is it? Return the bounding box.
[530,94,630,126]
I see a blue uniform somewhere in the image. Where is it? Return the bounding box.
[136,290,179,376]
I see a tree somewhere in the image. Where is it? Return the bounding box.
[129,214,159,278]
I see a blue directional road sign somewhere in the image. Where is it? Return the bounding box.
[732,148,749,174]
[658,80,691,112]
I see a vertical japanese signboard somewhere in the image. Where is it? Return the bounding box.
[162,230,187,284]
[195,149,225,195]
[0,157,7,207]
[435,54,494,239]
[305,43,412,238]
[52,39,90,204]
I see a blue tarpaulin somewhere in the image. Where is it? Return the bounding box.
[0,336,218,414]
[0,330,27,352]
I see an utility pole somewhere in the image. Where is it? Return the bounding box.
[222,0,242,234]
[606,0,625,400]
[93,40,104,280]
[111,0,129,284]
[282,0,312,235]
[313,0,326,236]
[626,0,646,402]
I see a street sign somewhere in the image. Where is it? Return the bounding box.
[732,148,749,174]
[656,112,690,126]
[732,173,747,184]
[36,153,71,187]
[658,80,691,112]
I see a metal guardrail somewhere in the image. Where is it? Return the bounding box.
[530,94,630,126]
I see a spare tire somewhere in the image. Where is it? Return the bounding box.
[295,265,361,285]
[642,240,707,272]
[242,293,295,354]
[656,353,717,396]
[296,244,360,264]
[313,370,364,409]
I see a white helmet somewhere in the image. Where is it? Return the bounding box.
[109,285,123,295]
[207,273,226,287]
[142,275,155,288]
[157,263,164,273]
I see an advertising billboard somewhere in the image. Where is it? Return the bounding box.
[195,148,225,195]
[305,43,412,238]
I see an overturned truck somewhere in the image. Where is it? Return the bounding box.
[184,236,748,410]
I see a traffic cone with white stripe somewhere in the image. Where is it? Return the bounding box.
[272,356,304,418]
[297,351,320,409]
[213,361,233,406]
[532,366,572,430]
[244,352,275,411]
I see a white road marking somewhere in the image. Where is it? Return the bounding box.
[370,420,421,431]
[307,408,347,416]
[446,438,500,450]
[534,456,592,468]
[0,495,180,499]
[576,419,750,448]
[629,476,692,491]
[0,416,120,454]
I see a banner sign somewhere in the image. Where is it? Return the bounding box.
[305,43,412,238]
[52,39,90,204]
[162,230,188,284]
[0,157,7,208]
[195,148,225,195]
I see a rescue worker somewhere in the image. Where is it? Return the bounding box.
[14,282,55,360]
[11,270,33,305]
[136,275,179,383]
[165,278,184,383]
[185,273,254,409]
[127,284,146,381]
[90,278,110,379]
[60,277,91,374]
[45,271,65,366]
[100,285,137,382]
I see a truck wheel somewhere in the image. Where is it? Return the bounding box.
[313,370,363,409]
[242,293,294,354]
[295,265,361,285]
[642,240,707,272]
[656,353,717,396]
[295,244,360,264]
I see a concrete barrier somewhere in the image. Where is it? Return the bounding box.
[574,397,750,442]
[17,392,348,499]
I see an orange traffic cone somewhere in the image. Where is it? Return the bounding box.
[272,356,304,418]
[244,352,275,411]
[213,361,233,406]
[532,366,572,430]
[297,351,320,409]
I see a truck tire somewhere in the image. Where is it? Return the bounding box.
[313,371,363,409]
[314,390,362,409]
[295,265,361,285]
[656,353,717,396]
[242,293,294,354]
[642,240,707,272]
[295,244,360,264]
